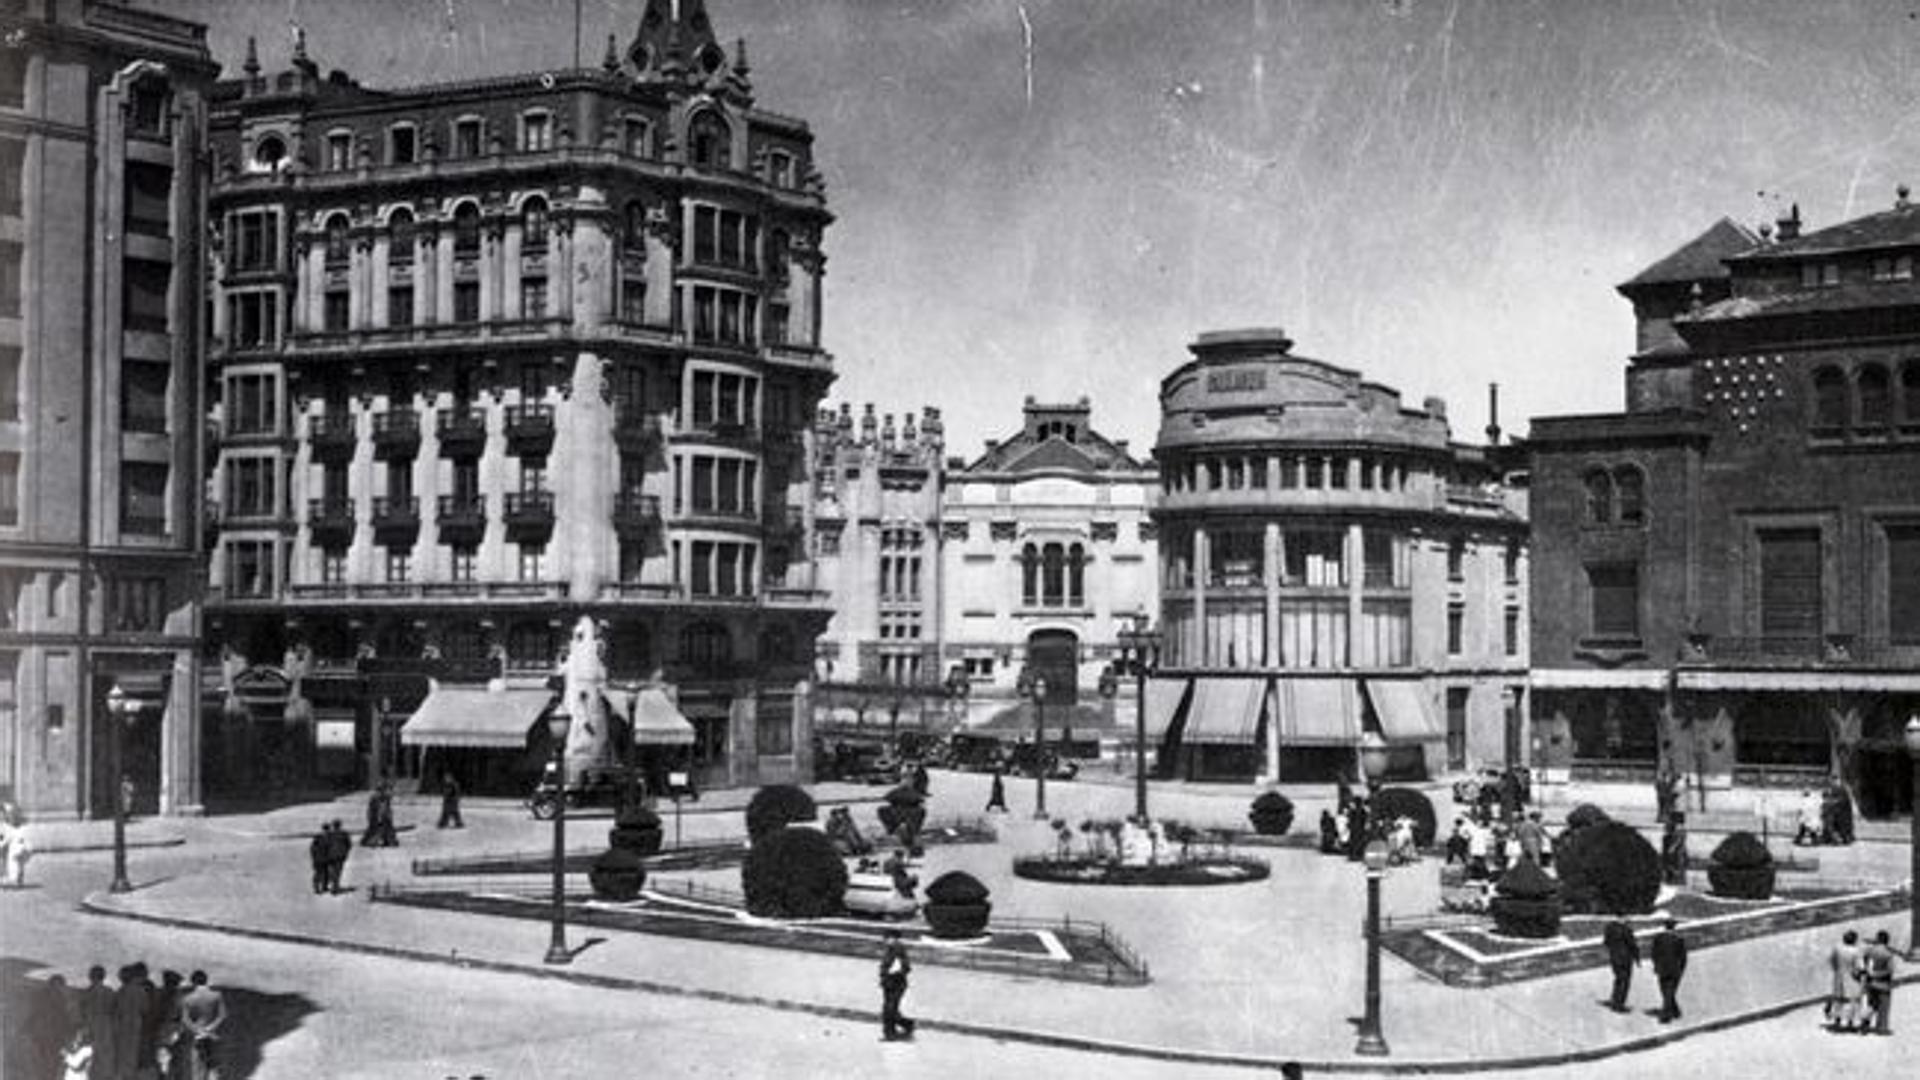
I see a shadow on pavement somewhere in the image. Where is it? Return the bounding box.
[1,953,319,1080]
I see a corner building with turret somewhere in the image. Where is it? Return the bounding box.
[200,0,832,797]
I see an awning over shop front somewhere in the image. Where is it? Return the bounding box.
[1366,679,1443,741]
[1183,677,1267,745]
[1143,677,1192,739]
[1530,668,1669,691]
[1675,670,1920,693]
[399,685,553,749]
[629,687,697,746]
[1274,678,1362,746]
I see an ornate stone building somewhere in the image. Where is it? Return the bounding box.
[1151,330,1528,782]
[0,3,216,818]
[201,0,832,795]
[1529,201,1920,817]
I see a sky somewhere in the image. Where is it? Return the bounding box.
[154,0,1920,456]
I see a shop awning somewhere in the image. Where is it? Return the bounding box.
[1142,677,1191,739]
[629,687,696,746]
[1675,670,1920,693]
[1530,668,1669,690]
[1367,679,1443,741]
[1183,677,1267,745]
[1274,678,1362,745]
[399,685,553,749]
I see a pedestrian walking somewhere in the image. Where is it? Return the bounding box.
[1603,913,1640,1012]
[178,970,226,1080]
[1862,929,1898,1035]
[82,965,117,1080]
[437,772,465,829]
[985,768,1007,813]
[1516,811,1546,865]
[1444,818,1470,866]
[308,823,330,894]
[1466,818,1491,881]
[1322,809,1345,856]
[1827,930,1864,1031]
[879,929,915,1041]
[1651,917,1688,1023]
[324,819,351,893]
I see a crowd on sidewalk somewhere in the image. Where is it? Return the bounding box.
[17,962,227,1080]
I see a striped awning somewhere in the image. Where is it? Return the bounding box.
[1142,677,1191,739]
[1274,678,1362,746]
[1530,668,1669,690]
[1366,680,1443,741]
[1183,677,1267,745]
[1675,670,1920,693]
[629,687,696,746]
[400,685,553,748]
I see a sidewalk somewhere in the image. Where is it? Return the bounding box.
[21,818,186,854]
[79,769,1920,1073]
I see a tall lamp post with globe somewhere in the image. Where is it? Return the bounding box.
[1355,730,1392,1057]
[104,683,137,894]
[1118,617,1161,823]
[1906,715,1920,960]
[543,701,573,966]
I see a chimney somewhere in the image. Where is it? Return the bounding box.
[1776,203,1801,242]
[1900,184,1913,209]
[1484,383,1501,446]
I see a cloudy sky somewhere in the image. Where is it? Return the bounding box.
[159,0,1920,455]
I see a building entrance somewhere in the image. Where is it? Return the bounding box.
[1026,630,1079,705]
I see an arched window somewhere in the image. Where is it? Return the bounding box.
[1068,544,1086,607]
[252,134,287,172]
[521,196,548,253]
[1021,544,1039,606]
[323,213,350,266]
[1858,364,1891,429]
[1614,466,1646,525]
[688,110,731,169]
[1041,543,1066,606]
[1812,366,1849,431]
[1903,361,1920,424]
[623,201,648,254]
[452,202,481,257]
[1584,469,1613,525]
[388,207,415,265]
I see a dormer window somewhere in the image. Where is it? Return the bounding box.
[453,118,482,159]
[251,134,287,173]
[325,131,353,172]
[519,111,551,153]
[388,124,417,165]
[688,111,731,169]
[768,151,793,189]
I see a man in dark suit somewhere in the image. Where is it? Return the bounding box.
[308,822,330,894]
[879,930,915,1041]
[1602,914,1640,1012]
[324,818,351,893]
[1651,917,1688,1022]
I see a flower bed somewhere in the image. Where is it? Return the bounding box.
[1011,854,1270,886]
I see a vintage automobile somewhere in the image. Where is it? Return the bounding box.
[528,763,647,820]
[1004,743,1080,781]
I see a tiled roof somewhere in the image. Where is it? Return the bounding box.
[963,428,1146,475]
[1735,202,1920,259]
[1677,280,1920,324]
[1619,218,1759,289]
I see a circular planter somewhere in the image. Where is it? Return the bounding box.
[924,900,993,939]
[1011,856,1270,886]
[589,847,647,901]
[1248,791,1295,836]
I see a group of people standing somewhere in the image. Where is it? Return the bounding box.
[1603,915,1690,1023]
[21,963,226,1080]
[1445,810,1552,880]
[306,821,352,895]
[1826,928,1901,1034]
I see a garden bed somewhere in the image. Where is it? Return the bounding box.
[1011,855,1270,886]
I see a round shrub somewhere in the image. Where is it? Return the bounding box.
[1247,791,1296,836]
[745,784,817,841]
[1555,820,1662,914]
[1707,831,1776,900]
[588,847,647,901]
[923,870,992,939]
[741,826,848,918]
[1490,859,1563,938]
[1370,787,1437,848]
[608,822,664,856]
[925,870,991,906]
[1564,803,1612,832]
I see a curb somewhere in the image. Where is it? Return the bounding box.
[77,893,1916,1074]
[34,836,187,856]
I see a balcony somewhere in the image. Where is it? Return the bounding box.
[1679,633,1910,669]
[370,495,420,540]
[504,489,555,540]
[614,408,663,456]
[309,413,356,462]
[307,497,356,545]
[371,410,422,460]
[612,491,661,537]
[436,408,487,458]
[505,404,555,456]
[435,494,487,544]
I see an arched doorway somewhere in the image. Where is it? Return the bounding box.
[1026,629,1079,705]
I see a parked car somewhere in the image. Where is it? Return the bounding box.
[947,732,1007,773]
[529,763,646,820]
[1004,743,1079,781]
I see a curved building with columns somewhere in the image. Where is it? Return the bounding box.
[1151,329,1528,782]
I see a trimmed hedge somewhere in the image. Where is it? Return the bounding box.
[745,785,818,841]
[925,870,991,906]
[1490,858,1563,939]
[1555,820,1662,914]
[1371,787,1437,848]
[1707,831,1776,900]
[1247,791,1296,836]
[924,870,992,938]
[741,826,848,918]
[608,822,664,856]
[589,847,647,901]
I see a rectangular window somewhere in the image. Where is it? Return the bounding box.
[1890,526,1920,644]
[107,576,167,633]
[385,549,410,583]
[1283,528,1345,587]
[621,278,646,324]
[518,544,546,582]
[233,211,273,272]
[1445,688,1469,771]
[227,540,276,596]
[388,285,413,327]
[323,290,349,332]
[1363,530,1398,588]
[1587,564,1640,640]
[756,711,793,756]
[121,462,169,534]
[0,452,18,526]
[0,138,22,215]
[122,259,171,332]
[1328,456,1348,489]
[229,292,278,349]
[1758,528,1822,642]
[520,277,547,319]
[320,550,346,584]
[619,540,646,583]
[1504,539,1521,584]
[451,545,477,583]
[121,361,169,433]
[624,117,651,157]
[0,58,21,108]
[1305,458,1324,489]
[454,119,482,158]
[326,132,353,172]
[1446,602,1465,655]
[0,346,18,421]
[124,162,171,235]
[1504,606,1521,657]
[225,457,277,518]
[129,85,167,136]
[388,125,416,165]
[769,152,793,189]
[1447,537,1466,582]
[520,113,550,152]
[453,281,480,323]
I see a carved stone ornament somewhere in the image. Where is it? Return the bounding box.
[1090,521,1119,542]
[989,521,1018,542]
[941,520,970,542]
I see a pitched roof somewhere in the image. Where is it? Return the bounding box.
[1677,279,1920,324]
[1733,201,1920,259]
[1619,218,1759,289]
[962,423,1147,475]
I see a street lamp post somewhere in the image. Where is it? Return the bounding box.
[544,702,574,965]
[1905,715,1920,960]
[1032,678,1050,820]
[105,683,134,895]
[1119,617,1160,823]
[1355,730,1392,1057]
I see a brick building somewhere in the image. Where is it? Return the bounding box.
[200,0,833,796]
[1528,201,1920,816]
[0,2,216,818]
[1151,330,1527,782]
